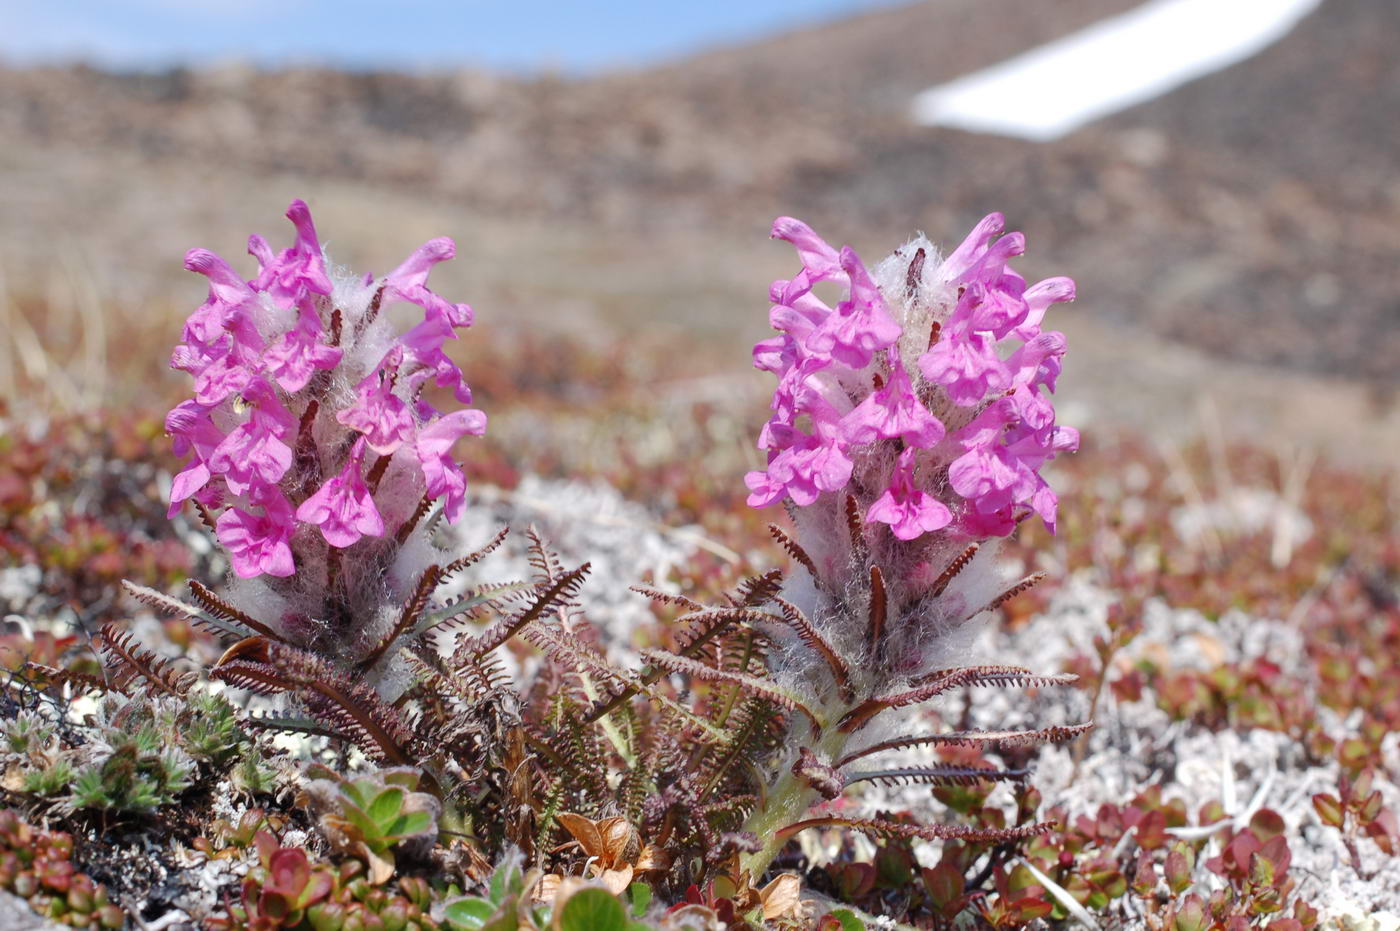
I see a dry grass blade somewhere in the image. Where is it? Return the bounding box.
[243,712,346,741]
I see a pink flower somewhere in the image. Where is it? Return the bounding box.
[336,348,416,454]
[866,449,952,540]
[918,325,1009,407]
[264,297,343,392]
[190,339,259,406]
[384,238,473,328]
[295,438,385,548]
[216,487,296,578]
[749,434,853,508]
[208,382,296,496]
[805,248,902,369]
[166,401,225,517]
[771,217,843,282]
[1013,277,1075,341]
[414,409,487,523]
[400,307,472,403]
[841,351,944,448]
[748,213,1076,539]
[948,394,1078,535]
[247,199,334,308]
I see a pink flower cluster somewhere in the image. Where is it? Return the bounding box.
[747,214,1077,539]
[167,200,486,579]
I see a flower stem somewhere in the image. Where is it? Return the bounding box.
[738,715,851,879]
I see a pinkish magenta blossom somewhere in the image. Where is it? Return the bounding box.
[917,323,1009,408]
[167,200,486,577]
[296,438,384,548]
[216,488,296,578]
[1014,277,1075,341]
[400,307,473,403]
[248,199,334,308]
[771,218,843,282]
[866,449,952,540]
[748,213,1076,542]
[385,238,474,328]
[842,351,944,448]
[190,340,258,407]
[165,401,225,518]
[414,409,487,523]
[804,248,902,369]
[264,298,343,392]
[746,434,853,509]
[207,380,296,496]
[336,348,416,455]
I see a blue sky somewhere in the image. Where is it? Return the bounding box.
[2,1,906,73]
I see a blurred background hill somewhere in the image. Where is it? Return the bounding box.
[2,0,1397,458]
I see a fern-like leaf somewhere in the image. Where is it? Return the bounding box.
[769,597,852,701]
[188,580,281,639]
[833,723,1094,767]
[23,662,118,697]
[98,624,196,697]
[216,642,416,764]
[438,526,510,584]
[581,606,768,724]
[767,524,819,581]
[466,564,591,659]
[358,565,442,670]
[730,569,783,608]
[843,765,1030,788]
[967,572,1046,619]
[121,580,256,641]
[866,564,887,657]
[930,543,979,597]
[630,585,703,613]
[775,816,1053,845]
[838,665,1078,732]
[639,648,821,733]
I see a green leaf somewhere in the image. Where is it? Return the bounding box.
[1312,793,1345,828]
[444,897,496,930]
[627,882,651,919]
[557,888,627,931]
[367,786,406,829]
[488,859,523,906]
[826,909,866,931]
[340,780,376,813]
[385,810,433,840]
